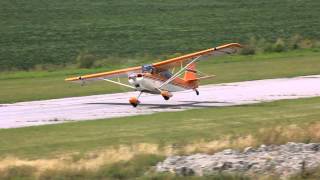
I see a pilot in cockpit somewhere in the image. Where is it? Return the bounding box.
[142,64,154,73]
[142,64,173,79]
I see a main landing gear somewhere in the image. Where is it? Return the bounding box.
[130,90,196,107]
[129,97,140,107]
[161,91,173,101]
[129,92,142,107]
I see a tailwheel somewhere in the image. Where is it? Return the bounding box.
[163,96,170,100]
[161,91,172,101]
[195,89,199,95]
[129,97,140,107]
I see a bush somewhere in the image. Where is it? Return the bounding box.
[76,51,97,69]
[240,46,256,55]
[271,38,286,52]
[288,34,302,50]
[240,36,256,55]
[298,39,314,49]
[240,35,320,55]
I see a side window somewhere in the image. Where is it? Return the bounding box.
[160,71,173,79]
[142,64,154,73]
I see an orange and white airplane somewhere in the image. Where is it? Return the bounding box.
[65,43,242,107]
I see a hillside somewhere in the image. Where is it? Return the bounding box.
[0,0,319,70]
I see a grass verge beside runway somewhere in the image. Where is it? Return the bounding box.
[0,49,320,103]
[1,97,320,179]
[0,97,320,159]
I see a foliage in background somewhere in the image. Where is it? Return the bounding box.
[0,50,319,103]
[0,0,320,71]
[240,35,320,55]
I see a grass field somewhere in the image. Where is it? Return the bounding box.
[1,1,320,179]
[0,49,319,103]
[0,97,320,180]
[0,0,319,70]
[1,97,320,159]
[0,97,320,179]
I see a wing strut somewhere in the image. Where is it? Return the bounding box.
[99,78,136,89]
[159,55,202,89]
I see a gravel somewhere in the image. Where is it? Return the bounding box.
[156,142,320,178]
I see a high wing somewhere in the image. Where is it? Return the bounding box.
[65,43,241,82]
[65,66,141,82]
[152,43,242,71]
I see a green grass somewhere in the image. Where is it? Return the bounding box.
[0,0,319,70]
[0,96,320,159]
[0,49,319,103]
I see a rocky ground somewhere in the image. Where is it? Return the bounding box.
[156,142,320,178]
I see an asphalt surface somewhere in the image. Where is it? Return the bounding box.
[1,75,320,129]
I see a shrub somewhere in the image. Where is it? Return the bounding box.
[271,38,286,52]
[240,46,256,55]
[240,36,256,55]
[288,34,302,50]
[76,51,97,69]
[298,39,314,49]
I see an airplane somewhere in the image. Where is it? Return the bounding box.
[65,43,242,107]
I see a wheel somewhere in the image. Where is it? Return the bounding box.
[129,97,140,107]
[131,102,138,107]
[195,89,199,95]
[160,91,172,101]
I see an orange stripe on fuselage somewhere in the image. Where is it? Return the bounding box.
[143,73,198,90]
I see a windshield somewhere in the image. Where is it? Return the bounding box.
[142,64,154,73]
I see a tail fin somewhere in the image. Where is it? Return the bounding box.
[183,63,197,81]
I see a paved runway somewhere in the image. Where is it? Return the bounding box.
[1,75,320,129]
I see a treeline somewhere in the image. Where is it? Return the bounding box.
[2,35,319,72]
[240,35,320,55]
[74,35,320,70]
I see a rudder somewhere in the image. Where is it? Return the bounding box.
[183,63,197,81]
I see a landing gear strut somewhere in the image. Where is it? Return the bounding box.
[195,89,199,95]
[129,92,142,107]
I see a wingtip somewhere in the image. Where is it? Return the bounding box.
[65,76,80,82]
[234,42,243,48]
[227,42,243,48]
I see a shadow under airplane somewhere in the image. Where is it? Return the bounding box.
[86,100,233,109]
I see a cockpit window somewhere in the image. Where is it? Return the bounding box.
[142,64,154,73]
[160,70,173,79]
[128,74,136,79]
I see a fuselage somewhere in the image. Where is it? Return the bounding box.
[128,73,194,94]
